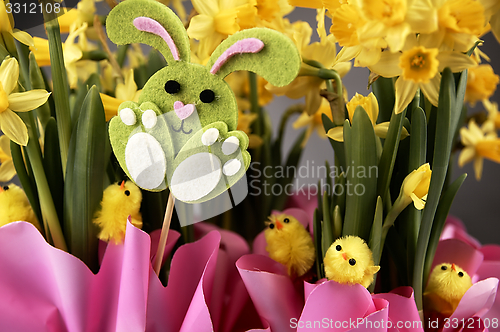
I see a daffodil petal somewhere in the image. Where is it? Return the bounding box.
[368,51,402,78]
[327,127,344,142]
[420,75,440,107]
[458,147,475,167]
[11,29,35,47]
[394,77,418,114]
[0,135,11,154]
[192,0,218,16]
[0,110,29,146]
[0,58,19,95]
[410,193,426,210]
[375,122,410,140]
[491,10,500,43]
[8,90,51,112]
[305,84,323,114]
[473,156,483,181]
[335,46,361,64]
[293,112,312,129]
[436,51,477,72]
[187,15,215,40]
[0,159,16,182]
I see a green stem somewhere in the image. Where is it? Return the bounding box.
[18,112,67,251]
[42,0,71,177]
[381,195,409,246]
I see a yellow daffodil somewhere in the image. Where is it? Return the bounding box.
[31,23,90,89]
[483,99,500,129]
[0,135,15,182]
[187,0,258,58]
[0,58,51,146]
[0,0,34,47]
[396,163,432,210]
[459,119,500,180]
[100,69,142,121]
[267,11,351,114]
[465,64,499,106]
[293,99,333,145]
[58,0,97,33]
[288,0,346,12]
[327,92,409,141]
[157,0,187,21]
[420,0,485,52]
[369,35,476,113]
[237,110,263,148]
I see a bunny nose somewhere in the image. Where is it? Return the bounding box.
[173,101,196,120]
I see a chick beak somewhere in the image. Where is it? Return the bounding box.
[275,221,283,230]
[0,187,3,193]
[451,263,456,271]
[342,253,347,260]
[120,180,125,191]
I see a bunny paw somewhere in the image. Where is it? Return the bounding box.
[109,101,175,191]
[168,122,250,203]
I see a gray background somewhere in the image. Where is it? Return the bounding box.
[22,5,499,244]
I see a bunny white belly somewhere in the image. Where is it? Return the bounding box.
[125,132,167,190]
[170,152,222,202]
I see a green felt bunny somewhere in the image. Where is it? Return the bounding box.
[106,0,300,203]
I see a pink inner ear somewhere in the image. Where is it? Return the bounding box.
[210,38,265,74]
[133,17,180,61]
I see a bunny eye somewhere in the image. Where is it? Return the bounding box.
[165,80,181,94]
[200,89,215,103]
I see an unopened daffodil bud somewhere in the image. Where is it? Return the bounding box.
[401,163,432,210]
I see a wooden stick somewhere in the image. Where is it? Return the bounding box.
[153,192,175,276]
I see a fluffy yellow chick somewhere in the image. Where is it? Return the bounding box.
[93,181,143,244]
[264,213,316,278]
[0,184,41,231]
[424,263,472,315]
[324,236,380,288]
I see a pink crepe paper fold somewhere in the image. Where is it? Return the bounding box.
[237,254,303,331]
[431,238,484,276]
[442,278,499,332]
[0,221,154,331]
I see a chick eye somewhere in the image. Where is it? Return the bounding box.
[165,80,181,94]
[269,223,275,229]
[284,218,290,223]
[336,245,342,251]
[441,265,447,271]
[458,271,464,277]
[200,89,215,103]
[349,258,356,266]
[3,185,9,191]
[124,190,130,196]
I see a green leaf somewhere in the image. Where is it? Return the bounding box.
[342,108,378,241]
[332,204,342,240]
[450,70,468,145]
[377,108,407,200]
[64,86,107,271]
[369,196,384,266]
[42,7,72,176]
[10,141,42,226]
[313,208,324,278]
[29,53,51,130]
[406,106,427,279]
[321,192,334,256]
[43,118,64,225]
[323,113,346,170]
[424,173,467,285]
[372,77,395,123]
[413,68,455,310]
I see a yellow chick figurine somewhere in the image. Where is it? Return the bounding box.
[424,263,472,315]
[93,180,143,244]
[0,184,41,231]
[323,236,380,288]
[264,213,316,278]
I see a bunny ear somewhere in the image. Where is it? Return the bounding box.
[206,28,301,87]
[106,0,190,64]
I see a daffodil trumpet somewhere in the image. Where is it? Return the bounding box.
[381,163,432,242]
